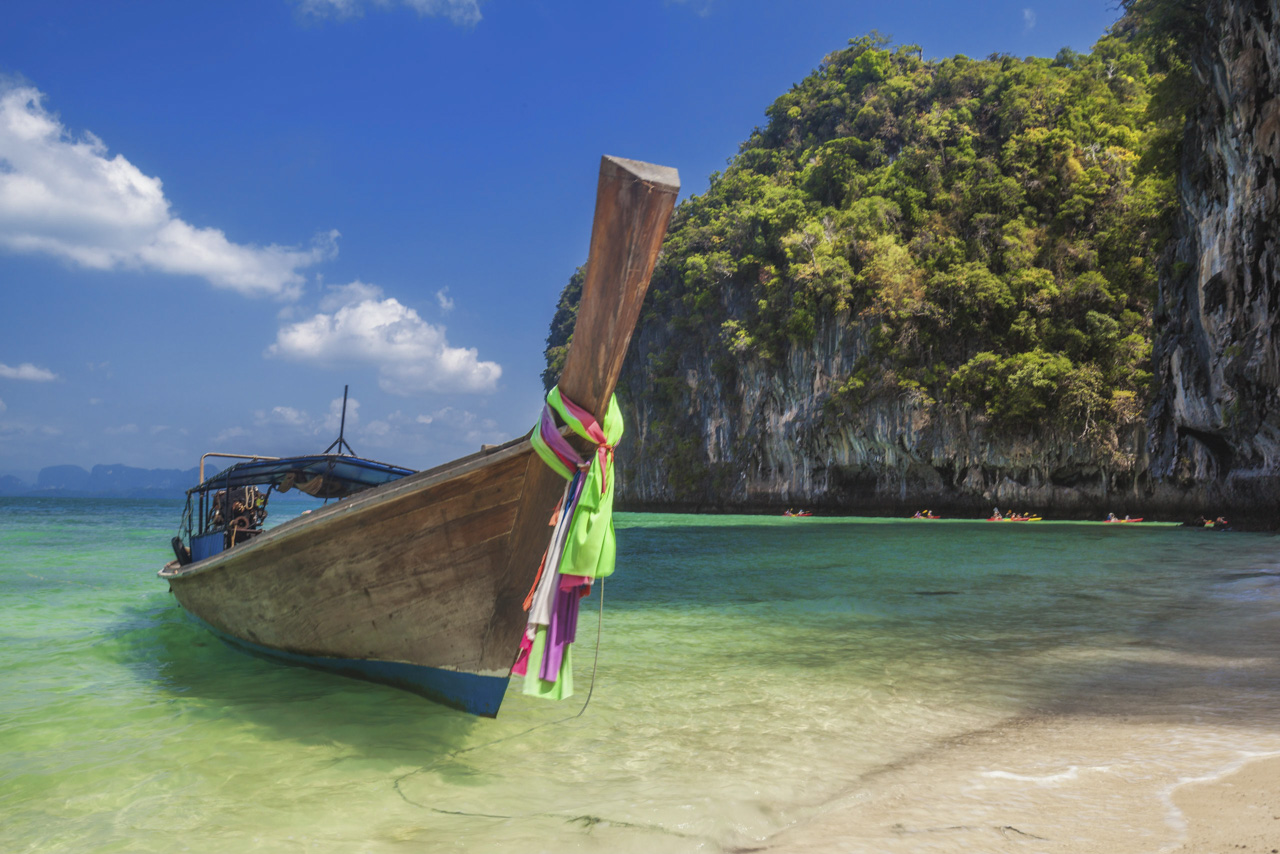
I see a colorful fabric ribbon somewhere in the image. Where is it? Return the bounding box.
[529,385,623,580]
[516,386,624,699]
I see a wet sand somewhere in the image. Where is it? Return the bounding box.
[1172,755,1280,853]
[752,560,1280,854]
[755,716,1280,854]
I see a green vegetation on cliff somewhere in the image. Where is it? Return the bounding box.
[548,25,1181,475]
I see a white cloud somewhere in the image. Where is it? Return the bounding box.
[208,397,362,454]
[267,405,309,426]
[321,280,383,312]
[435,287,454,313]
[323,395,359,434]
[214,425,249,444]
[238,396,359,438]
[1023,8,1037,30]
[414,406,503,444]
[0,362,57,381]
[0,398,5,413]
[0,82,336,299]
[105,423,139,435]
[211,392,512,469]
[295,0,483,26]
[366,407,507,458]
[268,290,502,395]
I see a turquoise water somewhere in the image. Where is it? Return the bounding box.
[2,498,1279,852]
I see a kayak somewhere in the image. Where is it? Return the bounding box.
[1104,517,1144,523]
[987,516,1042,522]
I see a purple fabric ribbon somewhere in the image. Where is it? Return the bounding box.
[539,403,586,471]
[539,581,587,680]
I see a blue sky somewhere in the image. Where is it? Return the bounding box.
[0,0,1122,480]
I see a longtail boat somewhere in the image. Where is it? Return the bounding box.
[159,156,679,716]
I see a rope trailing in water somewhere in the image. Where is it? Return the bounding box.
[387,584,715,845]
[388,393,691,840]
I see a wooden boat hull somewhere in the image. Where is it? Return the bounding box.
[160,156,680,715]
[163,440,540,714]
[187,613,512,714]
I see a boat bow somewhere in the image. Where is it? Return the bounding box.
[161,156,679,715]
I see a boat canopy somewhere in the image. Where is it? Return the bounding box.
[194,454,415,500]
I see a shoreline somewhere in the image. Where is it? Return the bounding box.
[753,713,1280,854]
[1170,753,1280,853]
[614,503,1275,531]
[746,533,1280,854]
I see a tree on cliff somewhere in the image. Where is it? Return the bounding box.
[546,26,1182,505]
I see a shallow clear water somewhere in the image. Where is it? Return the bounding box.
[2,499,1278,852]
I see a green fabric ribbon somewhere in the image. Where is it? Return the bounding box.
[521,625,573,699]
[528,385,623,579]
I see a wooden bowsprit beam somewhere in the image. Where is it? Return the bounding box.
[483,156,680,667]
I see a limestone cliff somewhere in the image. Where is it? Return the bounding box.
[1149,0,1280,523]
[548,8,1279,525]
[597,39,1168,518]
[614,307,1152,518]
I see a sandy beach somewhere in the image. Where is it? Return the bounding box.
[757,721,1280,854]
[752,553,1280,854]
[1172,755,1280,853]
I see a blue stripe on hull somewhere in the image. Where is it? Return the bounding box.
[189,616,511,717]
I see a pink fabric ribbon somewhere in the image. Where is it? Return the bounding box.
[554,394,615,494]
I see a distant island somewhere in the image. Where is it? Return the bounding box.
[0,464,205,499]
